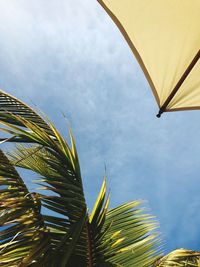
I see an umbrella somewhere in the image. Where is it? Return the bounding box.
[98,0,200,117]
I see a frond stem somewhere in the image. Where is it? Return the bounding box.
[86,220,94,267]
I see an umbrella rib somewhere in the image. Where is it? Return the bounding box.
[157,49,200,118]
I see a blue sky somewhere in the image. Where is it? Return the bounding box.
[0,0,200,254]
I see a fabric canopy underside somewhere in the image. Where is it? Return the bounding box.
[98,0,200,115]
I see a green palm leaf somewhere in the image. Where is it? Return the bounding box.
[0,90,54,138]
[87,179,161,267]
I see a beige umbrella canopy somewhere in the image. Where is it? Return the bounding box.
[98,0,200,117]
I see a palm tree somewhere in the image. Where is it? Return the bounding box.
[0,90,199,267]
[0,90,160,267]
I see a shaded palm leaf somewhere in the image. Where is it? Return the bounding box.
[0,149,50,266]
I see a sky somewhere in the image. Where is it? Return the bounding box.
[0,0,200,254]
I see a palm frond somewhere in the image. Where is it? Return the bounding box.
[0,90,54,138]
[67,178,162,267]
[154,249,200,267]
[99,200,161,267]
[0,149,50,266]
[0,108,88,266]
